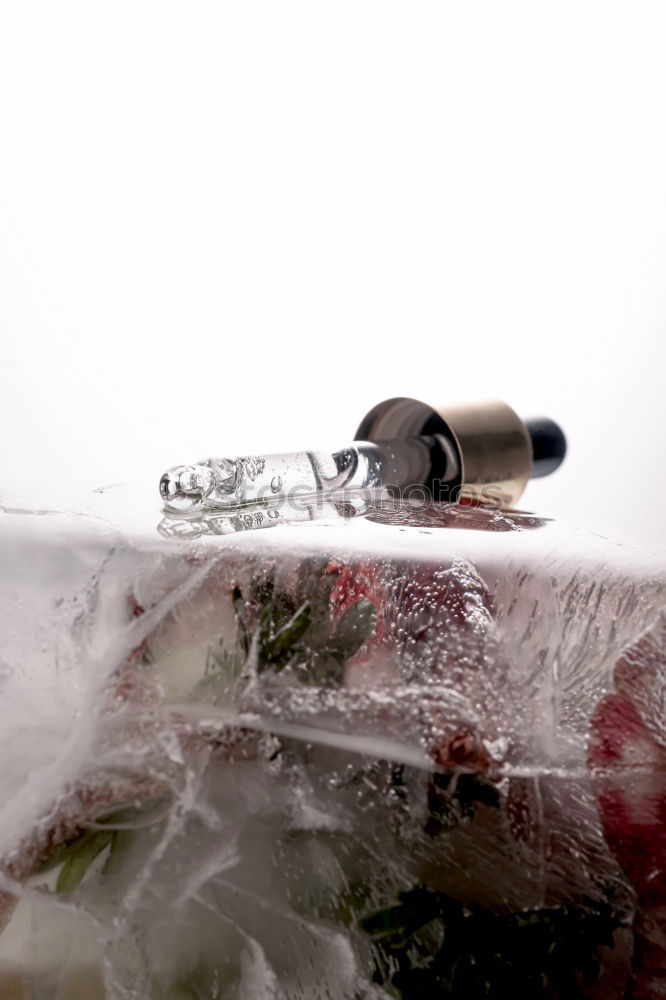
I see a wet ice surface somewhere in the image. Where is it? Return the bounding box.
[0,485,664,998]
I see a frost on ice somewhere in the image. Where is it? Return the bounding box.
[0,486,663,998]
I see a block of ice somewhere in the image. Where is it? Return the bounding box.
[0,484,663,998]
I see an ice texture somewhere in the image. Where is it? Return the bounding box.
[0,484,663,998]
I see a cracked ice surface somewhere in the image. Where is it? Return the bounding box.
[0,484,663,998]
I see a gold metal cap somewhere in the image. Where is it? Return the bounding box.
[355,396,533,507]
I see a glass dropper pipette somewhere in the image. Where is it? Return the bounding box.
[160,436,457,514]
[159,398,567,515]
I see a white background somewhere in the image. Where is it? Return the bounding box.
[0,3,664,549]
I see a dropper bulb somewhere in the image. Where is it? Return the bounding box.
[524,418,567,479]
